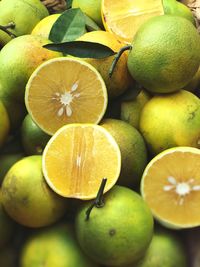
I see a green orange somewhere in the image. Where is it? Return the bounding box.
[135,228,187,267]
[20,224,97,267]
[139,90,200,155]
[75,185,154,266]
[1,155,67,227]
[101,119,147,187]
[127,15,200,93]
[21,114,50,155]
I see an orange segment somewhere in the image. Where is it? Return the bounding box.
[141,147,200,229]
[102,0,164,44]
[25,57,108,135]
[42,123,121,199]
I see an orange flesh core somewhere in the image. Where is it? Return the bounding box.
[142,150,200,227]
[42,124,121,199]
[102,0,164,44]
[25,58,107,135]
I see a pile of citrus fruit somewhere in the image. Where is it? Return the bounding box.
[0,0,200,266]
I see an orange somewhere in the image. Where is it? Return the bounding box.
[1,155,67,228]
[25,57,108,135]
[0,34,62,103]
[127,15,200,93]
[31,14,60,39]
[42,123,121,199]
[20,223,97,267]
[100,119,148,187]
[141,146,200,229]
[134,228,187,267]
[139,90,200,155]
[0,99,10,147]
[78,30,132,98]
[102,0,164,44]
[21,114,50,155]
[75,185,154,266]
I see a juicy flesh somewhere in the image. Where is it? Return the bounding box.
[102,0,164,43]
[26,59,107,135]
[143,151,200,226]
[43,125,121,199]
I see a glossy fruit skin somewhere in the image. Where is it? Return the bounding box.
[78,31,132,98]
[0,0,49,46]
[139,90,200,155]
[101,119,148,187]
[20,224,97,267]
[134,229,187,267]
[127,15,200,93]
[0,100,10,147]
[72,0,103,27]
[31,14,60,39]
[1,156,67,228]
[75,185,154,266]
[163,0,195,25]
[0,35,61,130]
[21,114,50,155]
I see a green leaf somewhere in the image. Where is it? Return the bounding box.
[49,8,86,43]
[43,41,116,59]
[84,14,101,31]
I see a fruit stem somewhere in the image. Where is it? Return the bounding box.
[109,45,132,77]
[0,22,16,38]
[85,178,107,221]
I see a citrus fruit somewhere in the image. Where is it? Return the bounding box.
[0,190,15,248]
[78,30,132,98]
[0,34,62,103]
[42,123,121,199]
[31,13,60,39]
[25,57,108,135]
[141,146,200,229]
[102,0,164,44]
[139,90,200,155]
[100,119,147,187]
[0,93,27,132]
[1,155,67,228]
[0,153,24,184]
[75,185,154,266]
[72,0,103,27]
[0,0,49,46]
[21,114,50,155]
[163,0,195,25]
[120,90,151,129]
[20,223,98,267]
[0,99,10,147]
[127,15,200,93]
[134,228,187,267]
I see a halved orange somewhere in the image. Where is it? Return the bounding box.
[25,57,108,135]
[42,123,121,199]
[102,0,164,44]
[141,146,200,229]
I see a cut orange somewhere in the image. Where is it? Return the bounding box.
[25,57,108,135]
[42,123,121,199]
[141,147,200,229]
[102,0,164,44]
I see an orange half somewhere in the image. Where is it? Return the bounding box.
[141,147,200,229]
[42,123,121,199]
[102,0,164,44]
[25,57,108,135]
